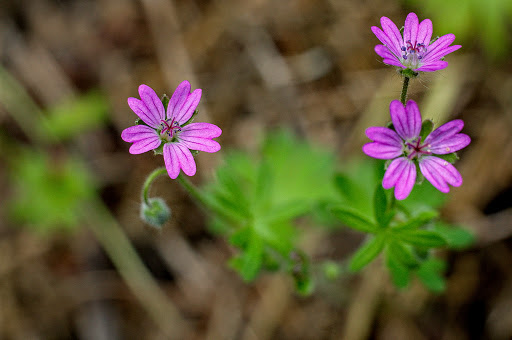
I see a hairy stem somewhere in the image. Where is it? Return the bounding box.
[142,167,168,205]
[400,76,410,105]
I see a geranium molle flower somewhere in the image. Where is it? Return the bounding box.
[363,100,470,200]
[121,81,221,179]
[371,12,461,73]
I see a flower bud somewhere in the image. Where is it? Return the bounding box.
[140,197,171,228]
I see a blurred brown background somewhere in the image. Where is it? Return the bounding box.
[1,0,512,339]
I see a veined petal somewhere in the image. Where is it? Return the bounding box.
[371,26,401,61]
[128,86,165,129]
[404,13,419,45]
[383,58,405,68]
[167,81,202,125]
[429,134,471,154]
[121,125,158,142]
[419,156,462,193]
[415,61,448,72]
[365,126,402,144]
[425,119,464,144]
[382,157,416,200]
[423,34,456,61]
[422,44,461,64]
[163,143,180,179]
[380,16,403,56]
[179,137,221,153]
[363,142,403,159]
[175,143,197,176]
[417,18,433,46]
[390,100,421,140]
[375,45,398,60]
[128,136,161,154]
[181,122,222,138]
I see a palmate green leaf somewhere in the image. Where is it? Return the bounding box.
[392,210,439,230]
[42,90,108,141]
[416,259,447,293]
[395,230,447,248]
[386,240,418,268]
[434,223,474,249]
[385,249,411,289]
[348,235,386,272]
[330,206,379,233]
[373,184,390,227]
[229,232,264,282]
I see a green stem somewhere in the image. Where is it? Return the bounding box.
[176,173,209,207]
[400,76,410,105]
[142,167,168,205]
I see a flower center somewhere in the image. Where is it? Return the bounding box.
[401,40,427,69]
[159,118,182,142]
[404,137,431,160]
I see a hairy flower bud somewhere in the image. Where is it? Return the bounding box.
[140,197,171,228]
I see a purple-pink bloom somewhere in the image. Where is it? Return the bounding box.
[363,100,470,200]
[121,81,221,179]
[371,12,461,72]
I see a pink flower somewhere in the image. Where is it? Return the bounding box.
[371,12,461,73]
[121,81,221,179]
[363,100,470,200]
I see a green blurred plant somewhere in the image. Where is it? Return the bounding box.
[406,0,512,59]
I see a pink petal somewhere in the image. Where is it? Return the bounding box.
[422,44,461,64]
[127,85,165,128]
[419,156,462,193]
[380,16,404,56]
[180,122,222,138]
[423,34,456,61]
[383,58,405,68]
[390,100,421,140]
[374,45,398,60]
[163,143,180,179]
[179,137,221,153]
[128,137,161,155]
[404,13,419,45]
[163,143,197,179]
[424,119,470,154]
[371,26,401,61]
[415,61,448,72]
[382,157,416,200]
[121,125,158,142]
[167,81,202,125]
[417,18,433,46]
[363,127,403,159]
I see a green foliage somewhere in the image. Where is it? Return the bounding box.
[42,91,109,141]
[406,0,512,60]
[8,148,96,233]
[203,130,338,290]
[325,157,473,292]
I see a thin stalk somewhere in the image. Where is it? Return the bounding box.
[400,76,410,105]
[142,167,167,205]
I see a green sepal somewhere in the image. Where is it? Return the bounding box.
[182,109,199,127]
[419,119,434,142]
[134,117,149,126]
[348,234,386,272]
[161,94,169,111]
[152,143,164,155]
[436,152,459,164]
[399,69,419,78]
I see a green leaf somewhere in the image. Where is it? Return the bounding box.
[348,235,386,272]
[385,250,410,289]
[229,233,264,282]
[330,206,379,233]
[373,184,389,227]
[416,259,447,293]
[42,90,108,141]
[434,223,474,249]
[261,200,310,223]
[386,241,418,268]
[253,161,273,214]
[392,210,439,230]
[396,230,447,248]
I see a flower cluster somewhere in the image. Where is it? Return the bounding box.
[372,12,461,73]
[363,100,470,200]
[121,81,221,179]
